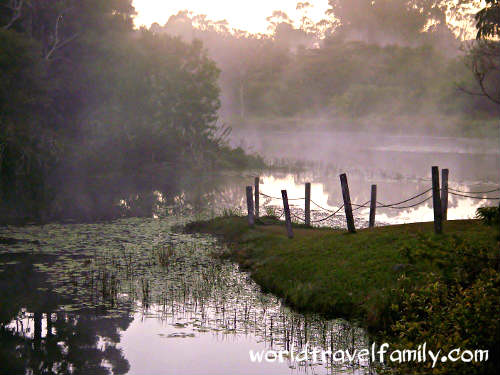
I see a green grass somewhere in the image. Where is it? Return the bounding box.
[186,216,498,331]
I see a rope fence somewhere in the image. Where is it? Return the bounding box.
[449,187,500,194]
[244,166,500,237]
[448,191,500,200]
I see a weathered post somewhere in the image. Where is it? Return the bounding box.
[305,182,311,226]
[339,173,356,233]
[431,166,443,234]
[369,184,377,228]
[254,177,260,219]
[246,186,254,226]
[441,169,449,221]
[281,190,294,238]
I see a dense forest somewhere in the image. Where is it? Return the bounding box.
[0,0,261,223]
[157,0,499,134]
[0,0,499,223]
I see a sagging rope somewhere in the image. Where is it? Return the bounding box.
[310,199,343,213]
[448,191,500,200]
[448,187,500,194]
[262,187,436,215]
[375,188,433,208]
[259,192,305,201]
[259,183,498,220]
[352,200,371,210]
[291,205,346,224]
[311,205,345,223]
[377,195,433,209]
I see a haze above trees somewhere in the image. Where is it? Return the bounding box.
[155,0,498,134]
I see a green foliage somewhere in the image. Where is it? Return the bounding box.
[476,206,500,225]
[0,2,260,222]
[221,207,242,217]
[189,217,500,374]
[390,237,500,374]
[265,206,279,218]
[187,218,497,324]
[158,8,499,135]
[328,0,437,44]
[333,84,408,117]
[475,0,500,39]
[390,271,499,374]
[0,30,57,218]
[153,244,175,267]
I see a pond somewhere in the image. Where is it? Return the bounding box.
[229,130,500,228]
[0,217,370,375]
[1,132,498,374]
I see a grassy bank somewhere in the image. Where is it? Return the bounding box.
[186,215,500,374]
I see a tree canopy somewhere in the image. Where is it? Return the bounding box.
[0,0,258,222]
[475,0,500,39]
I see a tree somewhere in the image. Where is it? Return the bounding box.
[326,0,465,45]
[465,0,500,105]
[475,0,500,39]
[0,29,55,219]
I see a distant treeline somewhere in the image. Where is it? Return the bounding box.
[157,1,499,135]
[0,0,262,222]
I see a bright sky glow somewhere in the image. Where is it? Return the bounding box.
[132,0,331,34]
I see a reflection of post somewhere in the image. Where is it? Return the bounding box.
[305,182,311,226]
[441,169,449,220]
[34,312,42,350]
[254,177,260,219]
[246,186,254,226]
[281,190,294,238]
[340,174,356,233]
[432,166,443,234]
[369,184,377,228]
[46,312,53,337]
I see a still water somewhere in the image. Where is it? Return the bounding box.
[1,216,369,375]
[1,132,499,374]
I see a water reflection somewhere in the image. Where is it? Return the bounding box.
[1,157,498,373]
[0,251,133,375]
[231,130,500,184]
[0,217,373,374]
[4,310,132,375]
[255,173,498,227]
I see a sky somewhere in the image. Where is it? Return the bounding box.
[132,0,331,34]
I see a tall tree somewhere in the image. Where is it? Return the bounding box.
[475,0,500,39]
[466,0,500,105]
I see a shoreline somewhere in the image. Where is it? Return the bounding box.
[185,215,500,373]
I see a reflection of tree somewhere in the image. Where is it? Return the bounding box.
[3,310,132,375]
[0,254,133,375]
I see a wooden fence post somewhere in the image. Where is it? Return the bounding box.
[281,190,294,238]
[369,184,377,228]
[305,182,311,226]
[339,173,356,233]
[441,169,448,221]
[431,166,443,234]
[246,186,254,226]
[254,177,260,219]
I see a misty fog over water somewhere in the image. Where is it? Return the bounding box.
[228,128,499,225]
[231,129,499,182]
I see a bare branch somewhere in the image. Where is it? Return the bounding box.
[473,71,500,105]
[44,8,79,61]
[457,85,500,104]
[2,0,24,30]
[461,40,500,105]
